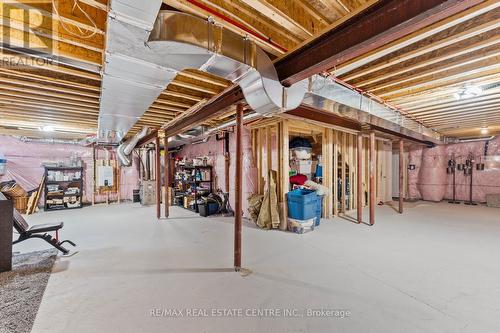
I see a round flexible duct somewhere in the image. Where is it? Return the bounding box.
[117,126,149,166]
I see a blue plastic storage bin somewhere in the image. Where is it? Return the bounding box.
[287,189,319,220]
[315,164,323,178]
[315,195,324,226]
[199,202,219,217]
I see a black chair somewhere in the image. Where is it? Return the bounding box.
[12,209,75,254]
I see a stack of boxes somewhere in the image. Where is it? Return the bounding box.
[289,137,313,181]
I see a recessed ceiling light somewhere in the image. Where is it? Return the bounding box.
[480,127,489,135]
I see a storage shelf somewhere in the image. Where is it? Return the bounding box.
[46,193,82,198]
[45,205,82,211]
[46,180,82,185]
[44,166,83,171]
[174,165,213,213]
[44,166,84,212]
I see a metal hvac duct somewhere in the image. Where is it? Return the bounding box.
[299,75,441,144]
[98,0,167,143]
[117,126,149,166]
[148,12,306,115]
[100,5,438,145]
[98,7,306,143]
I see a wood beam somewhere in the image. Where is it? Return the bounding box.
[409,93,500,113]
[0,52,101,80]
[275,0,484,85]
[334,0,498,77]
[382,66,500,99]
[374,54,500,95]
[0,75,99,98]
[0,67,100,92]
[160,0,478,141]
[0,90,98,108]
[165,85,244,136]
[237,0,313,39]
[343,11,500,82]
[402,89,500,110]
[353,32,500,88]
[410,104,500,120]
[366,47,500,92]
[162,0,286,55]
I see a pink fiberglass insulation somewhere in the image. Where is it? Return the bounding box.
[408,136,500,203]
[418,145,448,201]
[0,135,139,204]
[176,126,256,217]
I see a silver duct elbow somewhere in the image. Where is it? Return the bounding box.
[147,11,306,115]
[117,127,149,166]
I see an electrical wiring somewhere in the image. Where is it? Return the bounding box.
[51,0,98,40]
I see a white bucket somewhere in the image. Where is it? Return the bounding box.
[0,152,6,176]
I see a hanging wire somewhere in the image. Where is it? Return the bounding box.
[51,0,98,40]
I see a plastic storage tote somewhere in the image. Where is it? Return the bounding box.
[199,202,219,217]
[287,189,319,220]
[315,195,324,226]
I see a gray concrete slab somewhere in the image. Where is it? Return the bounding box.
[15,201,500,333]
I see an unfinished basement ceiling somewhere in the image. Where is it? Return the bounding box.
[0,0,499,139]
[333,1,500,137]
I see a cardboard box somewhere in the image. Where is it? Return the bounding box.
[290,159,312,174]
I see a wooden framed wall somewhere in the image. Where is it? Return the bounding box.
[250,117,391,224]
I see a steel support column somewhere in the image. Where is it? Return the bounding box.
[369,131,376,225]
[399,139,404,214]
[155,134,161,220]
[357,134,363,223]
[224,132,230,194]
[164,130,169,218]
[234,103,243,270]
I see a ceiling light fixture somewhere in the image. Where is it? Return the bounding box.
[40,126,55,132]
[480,126,489,135]
[453,85,483,100]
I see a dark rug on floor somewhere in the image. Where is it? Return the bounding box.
[0,249,58,333]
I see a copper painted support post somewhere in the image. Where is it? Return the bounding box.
[369,131,376,226]
[357,134,363,224]
[92,143,96,206]
[155,134,161,220]
[234,104,243,271]
[399,139,404,214]
[164,130,169,218]
[224,132,230,193]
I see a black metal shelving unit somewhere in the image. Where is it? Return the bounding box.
[43,166,84,211]
[174,165,213,212]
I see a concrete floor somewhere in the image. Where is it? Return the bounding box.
[14,201,500,333]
